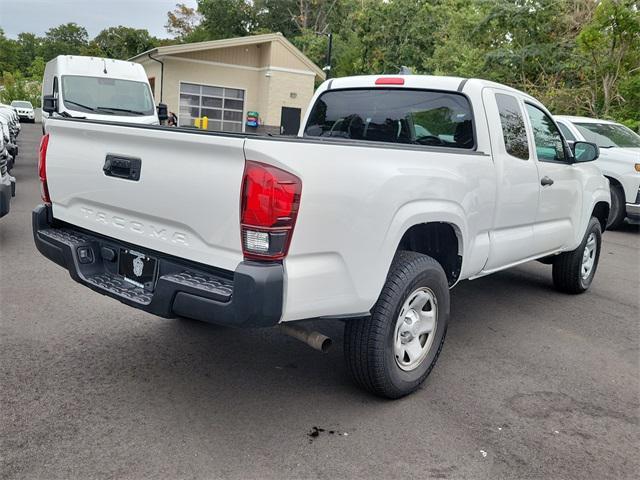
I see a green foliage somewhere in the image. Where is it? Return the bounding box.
[578,0,640,118]
[93,26,158,60]
[0,71,40,105]
[166,3,203,40]
[41,23,89,59]
[27,57,46,79]
[195,0,255,40]
[0,0,637,129]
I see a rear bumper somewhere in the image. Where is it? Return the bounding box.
[0,176,15,218]
[32,204,284,327]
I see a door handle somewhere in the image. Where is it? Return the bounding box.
[103,155,141,181]
[541,176,554,186]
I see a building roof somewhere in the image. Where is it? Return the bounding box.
[130,33,326,80]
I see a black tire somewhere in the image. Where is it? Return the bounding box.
[344,251,449,399]
[607,183,626,230]
[552,217,602,294]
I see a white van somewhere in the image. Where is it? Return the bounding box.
[42,56,166,129]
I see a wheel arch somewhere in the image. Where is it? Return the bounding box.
[397,222,463,286]
[605,175,624,191]
[592,201,610,231]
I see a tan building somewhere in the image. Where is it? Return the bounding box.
[130,33,325,134]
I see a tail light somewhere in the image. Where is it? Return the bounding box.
[38,133,51,204]
[240,161,301,260]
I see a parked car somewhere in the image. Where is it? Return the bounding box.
[11,100,35,123]
[41,55,167,131]
[0,105,21,139]
[0,116,17,163]
[554,116,639,228]
[0,132,16,218]
[33,75,609,398]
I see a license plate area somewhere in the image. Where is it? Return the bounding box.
[118,249,158,290]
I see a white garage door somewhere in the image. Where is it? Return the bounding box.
[179,82,245,132]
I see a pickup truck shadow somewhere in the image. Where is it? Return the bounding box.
[19,258,622,463]
[63,261,560,406]
[616,221,640,233]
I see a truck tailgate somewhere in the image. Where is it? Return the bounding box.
[45,120,245,272]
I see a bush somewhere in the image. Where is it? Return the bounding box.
[0,71,41,106]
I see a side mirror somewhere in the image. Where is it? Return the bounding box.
[572,141,599,162]
[156,103,168,122]
[43,95,57,114]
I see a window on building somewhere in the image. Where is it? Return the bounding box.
[495,93,529,160]
[179,82,245,132]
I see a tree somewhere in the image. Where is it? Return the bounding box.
[27,56,46,80]
[0,71,40,106]
[196,0,254,39]
[16,32,43,72]
[0,29,21,74]
[578,0,640,117]
[93,26,158,59]
[166,3,203,39]
[347,0,439,74]
[252,0,299,37]
[42,23,89,59]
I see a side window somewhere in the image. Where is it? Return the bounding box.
[524,104,567,162]
[557,122,576,141]
[495,93,529,160]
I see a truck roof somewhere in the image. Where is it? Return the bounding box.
[555,115,618,125]
[321,75,535,100]
[45,55,147,82]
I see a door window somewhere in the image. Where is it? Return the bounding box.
[557,122,576,141]
[495,93,529,160]
[179,82,244,132]
[525,104,567,162]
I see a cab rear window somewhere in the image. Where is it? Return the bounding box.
[304,88,475,149]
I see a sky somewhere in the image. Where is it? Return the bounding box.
[0,0,198,39]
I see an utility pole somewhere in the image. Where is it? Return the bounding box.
[324,32,333,78]
[316,31,333,79]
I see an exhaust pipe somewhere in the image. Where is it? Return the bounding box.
[279,324,332,353]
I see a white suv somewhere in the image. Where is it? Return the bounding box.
[11,100,35,123]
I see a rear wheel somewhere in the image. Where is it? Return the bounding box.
[607,184,626,230]
[344,251,449,399]
[552,217,602,294]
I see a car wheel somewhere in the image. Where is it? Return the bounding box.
[344,251,449,399]
[552,216,602,294]
[607,184,626,230]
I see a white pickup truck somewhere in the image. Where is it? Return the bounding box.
[555,116,640,228]
[33,75,610,398]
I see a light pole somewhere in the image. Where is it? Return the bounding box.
[316,31,333,79]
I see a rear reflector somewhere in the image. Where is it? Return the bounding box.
[375,77,405,85]
[240,161,302,260]
[38,133,51,204]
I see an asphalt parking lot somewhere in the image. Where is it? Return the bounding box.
[1,123,639,479]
